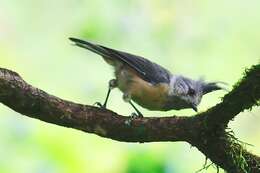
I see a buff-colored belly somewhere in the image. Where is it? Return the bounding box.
[116,67,170,111]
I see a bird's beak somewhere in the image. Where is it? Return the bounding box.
[191,104,198,112]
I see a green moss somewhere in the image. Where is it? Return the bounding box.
[195,157,218,173]
[226,130,250,173]
[221,63,260,115]
[232,64,260,92]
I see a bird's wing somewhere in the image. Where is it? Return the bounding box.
[100,46,171,84]
[70,37,171,85]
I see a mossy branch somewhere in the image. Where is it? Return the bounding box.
[200,64,260,128]
[0,64,259,172]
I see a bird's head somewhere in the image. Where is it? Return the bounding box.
[169,75,225,112]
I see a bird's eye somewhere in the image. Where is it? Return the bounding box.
[188,88,195,96]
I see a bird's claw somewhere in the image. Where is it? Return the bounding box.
[93,102,106,109]
[131,112,143,119]
[124,112,143,126]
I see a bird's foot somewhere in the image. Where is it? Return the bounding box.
[93,102,107,109]
[124,112,143,126]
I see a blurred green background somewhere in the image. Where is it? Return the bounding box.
[0,0,259,172]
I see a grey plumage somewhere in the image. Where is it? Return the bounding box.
[69,37,225,112]
[202,82,223,94]
[69,37,171,84]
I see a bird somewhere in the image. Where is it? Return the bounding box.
[69,37,224,118]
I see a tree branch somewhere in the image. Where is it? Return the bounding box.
[0,68,195,142]
[0,64,259,172]
[200,64,260,128]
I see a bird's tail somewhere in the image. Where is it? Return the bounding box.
[69,37,110,57]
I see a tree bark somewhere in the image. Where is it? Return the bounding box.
[0,64,259,173]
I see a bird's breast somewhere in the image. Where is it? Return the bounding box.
[115,66,171,111]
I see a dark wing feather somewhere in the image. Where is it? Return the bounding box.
[69,37,171,85]
[99,46,171,84]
